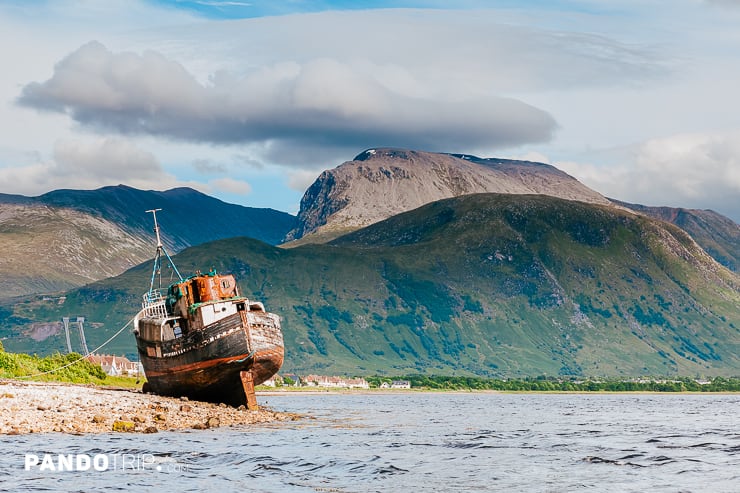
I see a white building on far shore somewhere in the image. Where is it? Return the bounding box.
[303,375,369,389]
[85,354,141,377]
[391,380,411,389]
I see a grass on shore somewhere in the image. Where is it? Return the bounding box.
[0,349,143,389]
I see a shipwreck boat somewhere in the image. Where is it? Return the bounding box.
[133,209,284,407]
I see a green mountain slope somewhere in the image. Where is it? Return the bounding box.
[612,199,739,272]
[2,194,738,377]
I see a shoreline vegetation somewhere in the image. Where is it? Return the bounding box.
[258,375,740,393]
[363,375,740,393]
[0,350,141,388]
[1,348,739,393]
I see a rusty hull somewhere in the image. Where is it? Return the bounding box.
[135,272,284,406]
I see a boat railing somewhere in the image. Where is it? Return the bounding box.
[141,289,168,318]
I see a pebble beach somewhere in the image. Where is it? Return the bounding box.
[0,379,298,434]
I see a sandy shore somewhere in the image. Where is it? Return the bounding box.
[0,379,300,434]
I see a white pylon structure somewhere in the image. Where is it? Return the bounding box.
[61,316,89,355]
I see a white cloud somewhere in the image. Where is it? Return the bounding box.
[0,137,196,195]
[192,158,228,174]
[635,132,740,198]
[286,168,325,193]
[209,177,252,195]
[54,137,162,180]
[556,130,740,221]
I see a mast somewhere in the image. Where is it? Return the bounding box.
[146,209,183,294]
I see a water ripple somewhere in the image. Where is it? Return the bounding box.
[1,393,738,492]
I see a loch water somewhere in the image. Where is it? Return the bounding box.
[0,393,737,492]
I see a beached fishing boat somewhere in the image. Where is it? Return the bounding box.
[133,209,283,407]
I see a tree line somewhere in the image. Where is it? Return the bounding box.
[366,375,740,392]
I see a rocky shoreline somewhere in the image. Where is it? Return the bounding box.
[0,379,299,434]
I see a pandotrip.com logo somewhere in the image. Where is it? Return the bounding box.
[23,453,191,473]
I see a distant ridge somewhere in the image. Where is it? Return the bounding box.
[0,185,295,298]
[36,184,294,249]
[613,199,739,272]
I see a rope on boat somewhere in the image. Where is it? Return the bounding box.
[16,315,137,379]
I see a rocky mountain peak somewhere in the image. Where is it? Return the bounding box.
[285,148,611,242]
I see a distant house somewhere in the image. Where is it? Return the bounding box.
[86,354,140,377]
[262,374,299,387]
[303,375,327,387]
[391,380,411,389]
[345,378,370,389]
[261,375,279,387]
[303,375,369,389]
[304,375,344,387]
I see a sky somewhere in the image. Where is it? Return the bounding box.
[1,0,739,221]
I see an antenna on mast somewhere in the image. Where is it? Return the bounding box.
[147,208,164,249]
[146,209,183,294]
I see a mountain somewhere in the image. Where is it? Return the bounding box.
[284,147,738,272]
[0,185,295,298]
[285,148,611,243]
[612,199,739,272]
[5,193,738,377]
[35,185,294,250]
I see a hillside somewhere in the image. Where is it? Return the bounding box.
[4,193,738,377]
[285,148,611,242]
[612,199,739,272]
[0,202,152,298]
[0,185,295,298]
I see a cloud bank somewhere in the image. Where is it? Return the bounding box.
[17,41,556,166]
